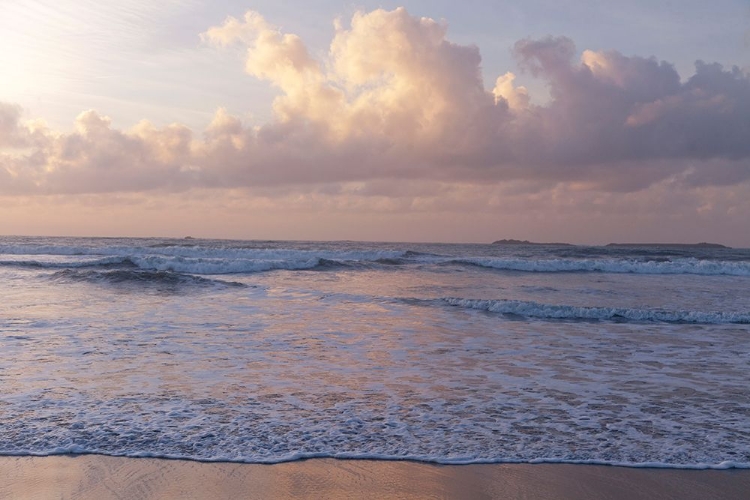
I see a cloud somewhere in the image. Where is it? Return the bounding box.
[2,7,750,197]
[1,108,197,195]
[201,7,505,163]
[513,38,750,177]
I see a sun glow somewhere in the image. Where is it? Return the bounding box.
[0,2,91,101]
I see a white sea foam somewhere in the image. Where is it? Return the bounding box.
[0,243,408,273]
[3,240,750,276]
[128,255,324,274]
[2,237,749,468]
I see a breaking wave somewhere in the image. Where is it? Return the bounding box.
[452,257,750,276]
[442,298,750,324]
[2,240,749,276]
[0,244,412,274]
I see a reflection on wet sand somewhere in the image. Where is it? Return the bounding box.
[1,456,748,500]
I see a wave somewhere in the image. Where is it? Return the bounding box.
[0,244,414,274]
[1,254,348,274]
[0,243,407,261]
[50,269,247,289]
[452,257,750,276]
[1,450,747,470]
[127,255,326,274]
[3,254,398,275]
[442,298,750,324]
[3,241,749,276]
[8,254,748,276]
[0,256,135,269]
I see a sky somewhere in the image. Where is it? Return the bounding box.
[1,1,749,245]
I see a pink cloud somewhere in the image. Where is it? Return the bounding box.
[1,8,749,197]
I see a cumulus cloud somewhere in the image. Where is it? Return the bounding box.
[201,7,505,164]
[2,7,749,196]
[1,108,196,195]
[512,37,750,186]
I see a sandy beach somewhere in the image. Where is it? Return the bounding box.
[0,455,747,499]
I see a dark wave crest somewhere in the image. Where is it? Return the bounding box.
[440,298,750,324]
[445,257,750,276]
[0,256,136,270]
[50,269,247,291]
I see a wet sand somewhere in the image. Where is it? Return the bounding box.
[0,455,748,499]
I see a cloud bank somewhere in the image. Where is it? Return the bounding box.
[1,7,749,196]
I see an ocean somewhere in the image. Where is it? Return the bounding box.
[1,236,749,468]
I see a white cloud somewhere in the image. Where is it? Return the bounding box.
[2,7,749,199]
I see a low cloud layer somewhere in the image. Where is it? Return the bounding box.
[2,7,749,196]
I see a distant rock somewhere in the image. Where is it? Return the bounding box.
[605,242,729,249]
[492,239,572,246]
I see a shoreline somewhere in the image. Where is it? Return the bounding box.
[1,452,748,470]
[1,455,749,500]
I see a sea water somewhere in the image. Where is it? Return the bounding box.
[1,236,748,468]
